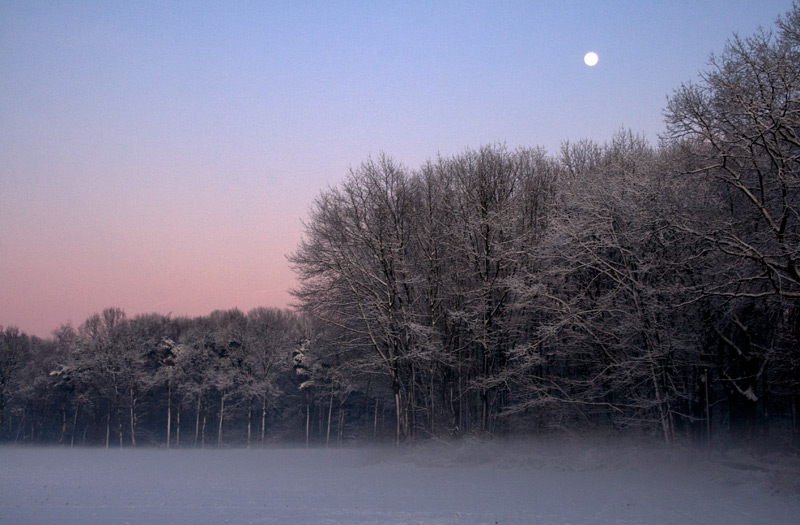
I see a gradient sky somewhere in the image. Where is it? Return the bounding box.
[1,0,794,338]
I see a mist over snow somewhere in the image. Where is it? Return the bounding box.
[2,438,799,524]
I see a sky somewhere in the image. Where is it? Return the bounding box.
[1,0,795,338]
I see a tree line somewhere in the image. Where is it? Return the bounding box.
[2,5,799,447]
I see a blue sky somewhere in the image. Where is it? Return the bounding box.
[1,0,794,336]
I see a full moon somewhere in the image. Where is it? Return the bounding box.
[584,52,599,66]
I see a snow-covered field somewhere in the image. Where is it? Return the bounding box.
[1,438,798,524]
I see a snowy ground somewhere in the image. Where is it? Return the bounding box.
[1,438,799,524]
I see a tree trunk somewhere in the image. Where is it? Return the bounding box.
[129,387,137,448]
[105,408,111,449]
[247,406,252,448]
[305,403,310,447]
[458,352,464,433]
[792,394,799,448]
[373,398,379,439]
[194,396,201,448]
[705,369,711,448]
[201,412,207,449]
[59,406,67,444]
[114,384,123,448]
[261,398,267,444]
[651,363,671,445]
[326,392,334,447]
[116,414,123,448]
[70,405,79,448]
[166,382,172,449]
[429,373,435,436]
[393,379,402,445]
[410,364,417,441]
[338,401,345,444]
[217,396,225,447]
[481,351,490,433]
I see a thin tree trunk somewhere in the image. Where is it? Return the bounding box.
[261,398,267,444]
[458,353,464,433]
[115,385,123,448]
[394,383,402,445]
[705,369,712,448]
[481,353,490,433]
[217,396,225,447]
[176,404,181,447]
[373,398,379,439]
[651,363,671,445]
[105,408,111,449]
[410,364,417,441]
[391,366,404,445]
[338,401,345,444]
[194,396,201,448]
[430,373,435,436]
[792,394,799,448]
[59,406,67,444]
[247,405,252,448]
[201,412,207,449]
[326,392,334,447]
[70,405,79,448]
[166,382,172,449]
[449,383,456,434]
[305,403,310,448]
[318,400,325,437]
[129,387,137,448]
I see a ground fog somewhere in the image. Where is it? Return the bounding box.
[1,438,799,524]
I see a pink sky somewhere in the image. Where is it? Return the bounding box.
[2,154,304,336]
[1,1,792,338]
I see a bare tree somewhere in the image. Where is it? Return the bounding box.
[507,132,704,442]
[665,6,800,299]
[0,326,30,438]
[431,145,556,434]
[291,155,420,443]
[664,4,800,440]
[242,307,296,446]
[71,308,132,448]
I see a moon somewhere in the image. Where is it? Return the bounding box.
[584,52,599,66]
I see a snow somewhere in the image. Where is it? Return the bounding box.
[1,438,798,524]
